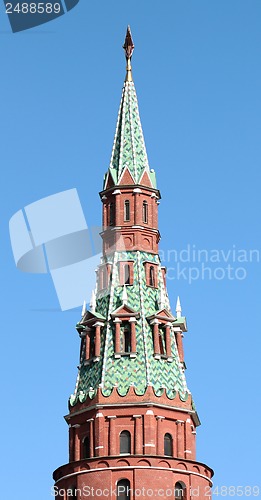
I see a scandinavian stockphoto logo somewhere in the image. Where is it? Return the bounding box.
[159,245,260,284]
[3,0,80,33]
[9,189,103,311]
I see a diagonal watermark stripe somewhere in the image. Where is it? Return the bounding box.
[3,0,80,33]
[9,189,102,311]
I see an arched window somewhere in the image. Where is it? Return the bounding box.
[89,328,96,358]
[109,202,115,226]
[149,266,155,287]
[117,479,131,500]
[121,323,131,353]
[159,329,166,355]
[83,436,90,459]
[175,482,186,500]
[124,264,130,285]
[120,430,131,454]
[144,262,158,288]
[164,433,173,456]
[124,200,130,221]
[142,200,148,223]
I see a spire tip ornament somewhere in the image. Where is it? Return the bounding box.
[123,25,134,82]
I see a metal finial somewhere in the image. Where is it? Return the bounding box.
[123,26,134,82]
[123,25,134,59]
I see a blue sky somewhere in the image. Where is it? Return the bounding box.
[1,1,260,499]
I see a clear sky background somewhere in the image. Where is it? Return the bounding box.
[0,1,260,499]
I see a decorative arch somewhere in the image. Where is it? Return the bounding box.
[137,459,151,466]
[177,462,188,470]
[97,460,110,468]
[159,460,171,468]
[117,459,130,466]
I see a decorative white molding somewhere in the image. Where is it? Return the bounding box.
[113,317,122,323]
[150,318,160,325]
[55,466,213,487]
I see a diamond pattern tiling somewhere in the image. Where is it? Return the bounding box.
[109,81,150,185]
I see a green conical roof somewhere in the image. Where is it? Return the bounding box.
[103,27,157,189]
[108,79,151,185]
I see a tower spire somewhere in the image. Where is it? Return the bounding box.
[123,25,134,82]
[53,29,214,500]
[104,26,155,187]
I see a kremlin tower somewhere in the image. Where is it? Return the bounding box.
[53,27,214,500]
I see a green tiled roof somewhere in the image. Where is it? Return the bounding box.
[71,251,190,405]
[106,79,153,186]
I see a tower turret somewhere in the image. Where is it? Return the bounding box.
[53,27,214,500]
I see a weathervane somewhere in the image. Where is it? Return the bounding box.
[123,25,134,82]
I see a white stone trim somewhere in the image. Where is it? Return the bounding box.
[54,466,213,487]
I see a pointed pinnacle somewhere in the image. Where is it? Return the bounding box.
[123,26,134,82]
[176,296,182,318]
[81,300,86,317]
[90,290,96,313]
[160,286,165,308]
[122,284,128,304]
